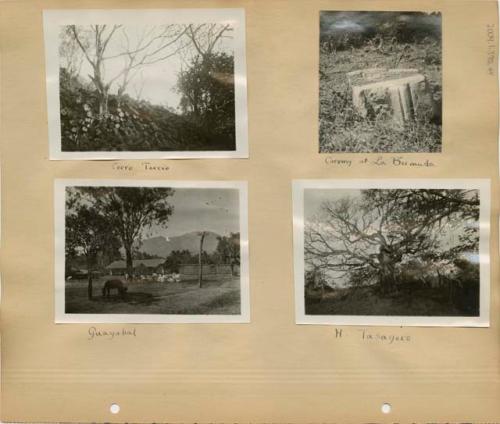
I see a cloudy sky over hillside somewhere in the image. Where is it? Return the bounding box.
[144,188,240,239]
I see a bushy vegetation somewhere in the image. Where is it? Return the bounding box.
[319,12,442,153]
[177,53,236,146]
[305,260,479,317]
[163,233,240,273]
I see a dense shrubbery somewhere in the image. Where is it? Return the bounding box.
[59,55,236,152]
[177,53,236,144]
[305,259,479,317]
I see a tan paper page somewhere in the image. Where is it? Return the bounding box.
[1,0,499,422]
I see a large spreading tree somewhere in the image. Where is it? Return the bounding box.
[91,187,175,279]
[68,187,175,281]
[305,189,479,293]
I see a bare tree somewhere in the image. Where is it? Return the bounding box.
[182,23,233,63]
[305,189,479,294]
[112,26,190,102]
[59,26,85,78]
[66,24,188,115]
[131,71,146,101]
[69,25,121,115]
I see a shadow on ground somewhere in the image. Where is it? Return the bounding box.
[98,292,160,306]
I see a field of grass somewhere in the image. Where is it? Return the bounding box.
[305,284,477,317]
[65,277,241,315]
[319,39,442,153]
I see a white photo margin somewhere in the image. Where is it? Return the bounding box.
[292,179,491,327]
[43,9,248,160]
[54,179,250,323]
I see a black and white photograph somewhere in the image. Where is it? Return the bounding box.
[55,180,249,323]
[319,11,442,153]
[293,180,490,326]
[44,9,248,159]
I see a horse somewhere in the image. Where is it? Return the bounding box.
[102,279,128,299]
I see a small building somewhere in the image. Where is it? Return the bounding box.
[65,267,88,280]
[106,258,165,276]
[179,264,237,281]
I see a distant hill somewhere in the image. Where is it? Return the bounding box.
[137,231,221,258]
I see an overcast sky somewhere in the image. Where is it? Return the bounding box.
[144,188,240,238]
[304,189,361,221]
[60,24,234,110]
[304,188,476,253]
[67,187,240,239]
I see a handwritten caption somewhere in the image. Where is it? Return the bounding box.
[88,326,137,340]
[325,156,435,168]
[112,162,170,172]
[334,328,411,344]
[486,23,496,76]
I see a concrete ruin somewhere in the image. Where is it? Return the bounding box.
[346,68,436,123]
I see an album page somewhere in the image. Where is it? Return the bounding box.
[1,0,499,422]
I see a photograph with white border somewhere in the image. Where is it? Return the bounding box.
[293,179,490,327]
[44,9,248,160]
[55,179,249,323]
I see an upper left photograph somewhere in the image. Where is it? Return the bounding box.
[43,9,248,160]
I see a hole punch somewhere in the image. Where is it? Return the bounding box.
[381,403,392,414]
[110,403,120,414]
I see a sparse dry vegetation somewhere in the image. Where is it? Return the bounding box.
[319,12,442,153]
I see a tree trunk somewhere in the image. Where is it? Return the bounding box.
[87,258,93,300]
[379,264,396,294]
[91,60,109,117]
[377,246,400,294]
[98,90,109,116]
[125,247,134,281]
[198,232,206,288]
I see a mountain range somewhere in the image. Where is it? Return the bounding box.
[136,231,221,258]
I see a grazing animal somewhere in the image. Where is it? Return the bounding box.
[102,279,128,298]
